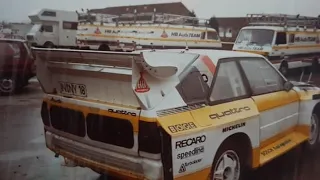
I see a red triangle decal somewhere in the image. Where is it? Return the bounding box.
[135,72,150,93]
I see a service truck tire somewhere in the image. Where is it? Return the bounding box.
[44,41,54,48]
[210,140,249,180]
[98,44,110,51]
[279,61,289,76]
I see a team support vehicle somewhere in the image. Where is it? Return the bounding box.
[233,13,320,75]
[0,38,36,95]
[25,8,222,51]
[33,46,320,180]
[76,10,222,51]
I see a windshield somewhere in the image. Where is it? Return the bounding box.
[235,29,275,46]
[29,24,42,33]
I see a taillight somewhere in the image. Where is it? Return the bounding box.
[41,101,50,126]
[138,121,161,154]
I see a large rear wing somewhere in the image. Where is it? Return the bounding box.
[32,48,198,108]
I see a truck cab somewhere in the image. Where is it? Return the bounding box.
[26,9,78,48]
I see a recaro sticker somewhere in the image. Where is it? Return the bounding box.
[175,135,206,149]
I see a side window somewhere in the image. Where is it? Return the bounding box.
[207,31,219,40]
[41,25,53,32]
[63,21,78,30]
[176,67,209,105]
[239,58,285,95]
[275,32,287,45]
[289,34,295,44]
[210,61,248,102]
[201,32,206,39]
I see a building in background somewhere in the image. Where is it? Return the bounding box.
[90,2,192,16]
[10,23,33,37]
[215,17,247,42]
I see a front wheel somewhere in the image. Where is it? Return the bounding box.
[210,143,248,180]
[0,77,16,96]
[306,113,320,150]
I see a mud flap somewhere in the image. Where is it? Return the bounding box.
[159,127,174,180]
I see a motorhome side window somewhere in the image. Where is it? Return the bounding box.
[41,25,53,32]
[207,31,219,40]
[275,32,287,45]
[63,22,78,30]
[176,66,209,104]
[41,11,56,17]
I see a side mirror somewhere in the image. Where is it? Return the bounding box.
[284,81,294,91]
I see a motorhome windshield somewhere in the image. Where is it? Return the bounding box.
[235,29,275,46]
[29,24,42,33]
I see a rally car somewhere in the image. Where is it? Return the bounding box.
[33,47,320,180]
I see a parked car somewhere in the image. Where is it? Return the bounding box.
[0,38,36,95]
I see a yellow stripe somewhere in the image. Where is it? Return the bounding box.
[78,34,221,43]
[252,90,299,112]
[273,44,320,50]
[233,50,269,55]
[80,24,217,33]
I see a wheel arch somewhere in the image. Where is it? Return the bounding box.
[217,132,253,168]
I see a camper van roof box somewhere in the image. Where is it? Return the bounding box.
[77,11,210,27]
[247,13,320,28]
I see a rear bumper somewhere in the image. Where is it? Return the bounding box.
[45,131,163,180]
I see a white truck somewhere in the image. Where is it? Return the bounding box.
[233,13,320,76]
[77,11,222,51]
[26,9,78,48]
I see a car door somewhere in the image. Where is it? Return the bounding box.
[238,57,300,148]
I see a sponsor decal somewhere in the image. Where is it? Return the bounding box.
[175,135,206,149]
[261,139,292,156]
[178,158,202,173]
[222,122,246,133]
[168,122,197,133]
[161,30,168,38]
[294,36,317,42]
[177,146,204,160]
[209,106,251,120]
[94,27,101,34]
[171,32,201,38]
[135,72,150,93]
[108,109,137,116]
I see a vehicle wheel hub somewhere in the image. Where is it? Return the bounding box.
[213,150,240,180]
[0,78,14,92]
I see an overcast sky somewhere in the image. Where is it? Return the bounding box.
[0,0,319,22]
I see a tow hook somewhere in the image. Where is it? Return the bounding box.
[54,153,59,158]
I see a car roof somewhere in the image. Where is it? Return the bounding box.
[0,38,26,43]
[137,49,264,66]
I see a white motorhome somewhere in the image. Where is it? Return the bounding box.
[26,9,78,48]
[76,12,222,51]
[233,14,320,75]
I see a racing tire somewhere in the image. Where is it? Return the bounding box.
[305,113,320,151]
[279,61,289,76]
[98,44,110,51]
[0,77,16,96]
[209,141,249,180]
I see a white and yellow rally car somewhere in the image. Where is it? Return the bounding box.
[33,47,320,180]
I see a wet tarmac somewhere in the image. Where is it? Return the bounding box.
[1,71,320,180]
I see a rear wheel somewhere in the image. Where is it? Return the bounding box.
[98,44,110,51]
[0,77,16,96]
[210,141,249,180]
